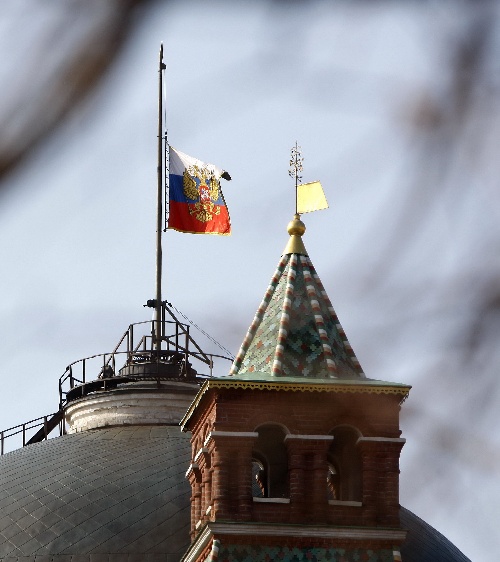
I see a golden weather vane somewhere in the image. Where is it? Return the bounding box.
[288,142,329,216]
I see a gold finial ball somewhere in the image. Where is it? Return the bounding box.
[287,214,306,236]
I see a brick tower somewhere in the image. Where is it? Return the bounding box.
[181,215,410,562]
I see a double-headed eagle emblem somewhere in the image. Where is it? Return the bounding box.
[183,165,221,223]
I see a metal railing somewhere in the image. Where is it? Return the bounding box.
[1,303,234,455]
[58,317,233,408]
[0,413,65,456]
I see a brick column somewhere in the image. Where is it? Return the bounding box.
[237,439,255,521]
[211,446,231,519]
[377,439,405,526]
[357,439,377,526]
[357,437,405,527]
[207,431,258,522]
[201,464,211,522]
[311,447,330,520]
[285,435,333,524]
[186,464,202,538]
[287,443,305,522]
[190,444,213,524]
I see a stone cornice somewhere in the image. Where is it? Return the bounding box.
[181,521,407,562]
[208,430,259,439]
[284,434,334,441]
[357,437,406,444]
[180,378,411,431]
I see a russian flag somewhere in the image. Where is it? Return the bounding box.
[168,147,231,235]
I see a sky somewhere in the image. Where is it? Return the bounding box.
[1,2,500,560]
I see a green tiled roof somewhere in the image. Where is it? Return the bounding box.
[230,222,365,381]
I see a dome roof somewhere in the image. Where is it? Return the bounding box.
[0,425,191,561]
[401,506,471,562]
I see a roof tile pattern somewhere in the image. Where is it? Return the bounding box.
[0,427,191,561]
[230,252,364,380]
[400,507,471,562]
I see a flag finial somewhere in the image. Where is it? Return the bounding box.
[283,213,308,256]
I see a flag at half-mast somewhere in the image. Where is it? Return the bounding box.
[168,147,231,235]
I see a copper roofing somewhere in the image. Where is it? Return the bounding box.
[230,216,365,380]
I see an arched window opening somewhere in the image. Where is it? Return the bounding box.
[201,423,209,447]
[327,462,340,500]
[252,457,266,498]
[327,427,362,502]
[252,425,289,498]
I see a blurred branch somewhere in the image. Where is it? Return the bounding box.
[365,2,496,285]
[0,0,151,188]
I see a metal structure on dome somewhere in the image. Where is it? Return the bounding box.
[59,300,233,406]
[0,46,233,456]
[1,300,233,456]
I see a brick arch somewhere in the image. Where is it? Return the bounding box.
[322,411,371,436]
[192,434,201,454]
[201,421,211,446]
[328,423,363,438]
[253,421,291,435]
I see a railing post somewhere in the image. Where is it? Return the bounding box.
[82,359,86,384]
[185,326,190,375]
[130,324,134,357]
[1,431,3,455]
[161,302,165,344]
[22,424,26,447]
[70,366,74,388]
[44,417,48,440]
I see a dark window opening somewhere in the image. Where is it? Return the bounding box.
[327,427,362,502]
[252,458,266,498]
[252,425,289,498]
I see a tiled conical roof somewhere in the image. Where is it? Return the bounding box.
[230,215,365,380]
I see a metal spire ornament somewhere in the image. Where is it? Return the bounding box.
[288,141,304,215]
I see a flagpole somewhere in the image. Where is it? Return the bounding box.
[155,44,166,350]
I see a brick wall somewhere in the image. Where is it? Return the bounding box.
[185,385,405,537]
